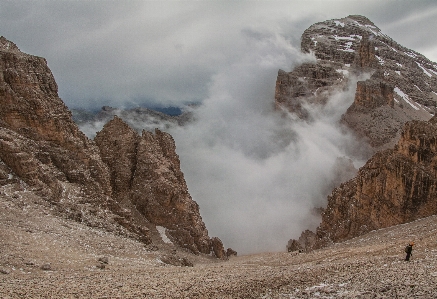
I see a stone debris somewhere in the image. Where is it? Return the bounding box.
[226,248,238,257]
[98,256,109,264]
[0,268,10,274]
[40,264,51,271]
[1,183,437,298]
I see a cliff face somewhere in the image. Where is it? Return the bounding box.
[293,117,437,251]
[95,118,211,254]
[276,15,436,151]
[284,16,437,251]
[275,62,345,119]
[0,36,216,255]
[0,37,112,201]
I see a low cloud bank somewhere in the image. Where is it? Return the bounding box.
[76,26,369,254]
[169,30,369,254]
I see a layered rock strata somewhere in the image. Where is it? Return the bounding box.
[276,15,436,151]
[0,36,153,243]
[0,36,216,254]
[284,16,437,251]
[0,37,111,200]
[293,117,437,251]
[95,116,211,254]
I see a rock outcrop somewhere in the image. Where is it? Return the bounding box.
[294,117,437,251]
[211,237,227,259]
[284,16,437,251]
[0,36,216,255]
[276,15,436,151]
[95,117,211,254]
[0,37,111,201]
[275,61,346,119]
[0,36,153,243]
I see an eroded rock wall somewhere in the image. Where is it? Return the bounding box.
[95,117,212,254]
[294,118,437,251]
[0,37,219,252]
[276,15,436,152]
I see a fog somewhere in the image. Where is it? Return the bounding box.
[75,25,372,254]
[66,14,380,254]
[168,30,369,254]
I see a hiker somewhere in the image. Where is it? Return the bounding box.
[405,242,414,261]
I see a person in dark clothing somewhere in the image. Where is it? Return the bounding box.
[405,242,414,261]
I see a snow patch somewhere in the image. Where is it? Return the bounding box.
[395,71,401,76]
[394,87,419,110]
[156,226,173,244]
[405,51,417,58]
[416,62,432,77]
[339,41,354,52]
[334,20,345,27]
[414,85,422,92]
[367,28,379,36]
[375,55,384,65]
[333,35,355,41]
[380,41,398,52]
[336,69,349,76]
[8,174,13,180]
[396,63,403,67]
[428,68,437,76]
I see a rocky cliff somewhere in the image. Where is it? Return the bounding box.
[276,15,436,151]
[284,16,437,251]
[95,117,211,254]
[294,117,437,251]
[0,36,219,256]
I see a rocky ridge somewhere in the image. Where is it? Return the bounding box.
[283,16,437,252]
[94,116,211,254]
[0,36,224,257]
[276,15,436,150]
[72,105,193,138]
[295,117,437,251]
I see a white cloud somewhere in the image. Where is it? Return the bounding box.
[169,30,368,254]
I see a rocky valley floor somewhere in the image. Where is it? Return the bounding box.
[1,184,437,298]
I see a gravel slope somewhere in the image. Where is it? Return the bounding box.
[1,184,437,298]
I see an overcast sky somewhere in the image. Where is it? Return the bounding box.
[1,0,437,110]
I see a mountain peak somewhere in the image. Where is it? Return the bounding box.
[0,36,20,53]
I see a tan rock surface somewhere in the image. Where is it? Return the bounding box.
[0,36,112,201]
[295,117,437,252]
[95,117,211,254]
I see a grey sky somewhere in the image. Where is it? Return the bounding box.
[1,0,437,109]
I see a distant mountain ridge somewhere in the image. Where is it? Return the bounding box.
[281,16,437,251]
[71,106,193,138]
